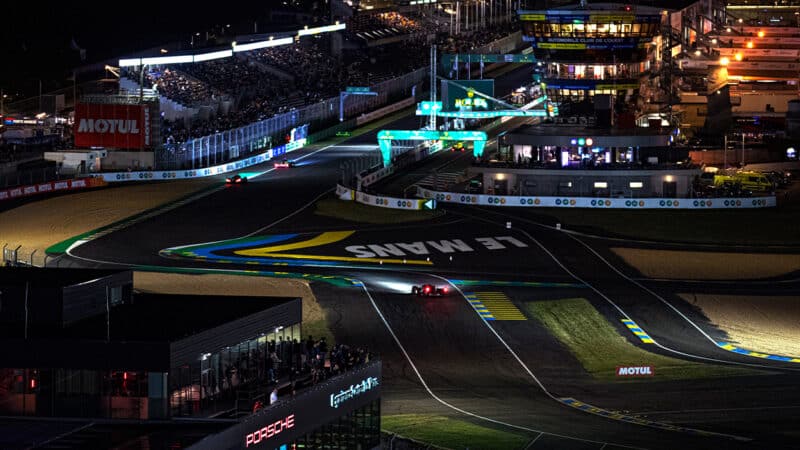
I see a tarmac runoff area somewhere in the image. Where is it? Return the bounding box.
[0,179,217,257]
[610,247,800,280]
[680,293,800,357]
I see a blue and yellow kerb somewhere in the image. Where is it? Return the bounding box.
[717,342,800,363]
[621,318,654,344]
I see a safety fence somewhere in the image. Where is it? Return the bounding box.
[94,132,307,183]
[417,187,777,209]
[2,244,51,267]
[156,68,427,170]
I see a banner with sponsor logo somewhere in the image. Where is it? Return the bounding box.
[417,187,776,209]
[0,177,106,202]
[74,103,149,149]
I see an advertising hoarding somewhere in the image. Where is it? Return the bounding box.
[440,80,495,112]
[74,103,150,149]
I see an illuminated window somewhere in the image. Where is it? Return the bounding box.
[594,181,608,189]
[630,181,644,188]
[559,181,573,188]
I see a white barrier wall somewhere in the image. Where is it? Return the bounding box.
[93,139,306,182]
[355,190,425,210]
[417,187,776,209]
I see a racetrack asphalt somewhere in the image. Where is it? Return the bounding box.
[46,64,800,449]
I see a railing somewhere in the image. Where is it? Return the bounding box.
[1,243,51,267]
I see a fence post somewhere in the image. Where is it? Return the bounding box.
[30,249,37,267]
[44,254,50,267]
[14,245,21,266]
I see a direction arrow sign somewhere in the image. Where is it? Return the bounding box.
[424,199,437,210]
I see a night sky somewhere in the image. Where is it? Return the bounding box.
[1,3,291,97]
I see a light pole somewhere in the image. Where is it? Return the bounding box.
[741,131,745,166]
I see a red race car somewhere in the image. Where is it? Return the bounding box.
[411,284,448,297]
[225,174,248,184]
[274,159,296,168]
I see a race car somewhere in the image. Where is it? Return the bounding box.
[411,284,448,297]
[225,174,248,184]
[273,159,296,168]
[450,142,466,152]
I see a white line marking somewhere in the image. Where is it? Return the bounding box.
[457,207,800,372]
[524,432,544,449]
[565,232,800,369]
[356,279,646,449]
[425,274,749,442]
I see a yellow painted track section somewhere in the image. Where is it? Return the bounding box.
[236,231,356,256]
[471,292,527,320]
[234,231,432,265]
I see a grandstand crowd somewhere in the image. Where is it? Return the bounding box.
[122,11,517,146]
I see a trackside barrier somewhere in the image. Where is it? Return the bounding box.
[337,184,425,210]
[355,190,426,210]
[0,177,107,202]
[93,139,306,183]
[336,184,355,200]
[417,187,777,209]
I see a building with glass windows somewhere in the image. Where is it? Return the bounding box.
[0,268,381,450]
[462,2,731,199]
[521,3,665,122]
[0,268,302,421]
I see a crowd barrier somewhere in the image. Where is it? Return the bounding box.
[417,187,777,209]
[94,139,306,183]
[0,177,107,202]
[337,184,426,210]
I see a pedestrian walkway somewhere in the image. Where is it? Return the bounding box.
[415,172,461,190]
[464,291,527,321]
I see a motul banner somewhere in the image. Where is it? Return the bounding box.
[74,103,150,149]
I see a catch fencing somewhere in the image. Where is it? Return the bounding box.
[156,68,427,170]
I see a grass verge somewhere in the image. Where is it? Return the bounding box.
[526,207,800,246]
[382,414,531,450]
[315,196,443,224]
[526,298,760,381]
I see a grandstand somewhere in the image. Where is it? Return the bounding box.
[117,11,519,147]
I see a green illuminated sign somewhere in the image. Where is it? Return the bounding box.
[346,86,371,93]
[377,129,488,165]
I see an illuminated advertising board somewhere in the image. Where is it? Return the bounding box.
[74,103,149,149]
[529,36,652,49]
[440,79,495,112]
[517,11,661,23]
[189,360,381,450]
